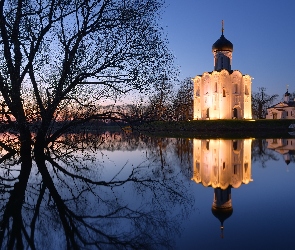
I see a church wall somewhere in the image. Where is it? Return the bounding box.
[241,75,252,119]
[220,70,232,119]
[230,71,242,119]
[193,76,202,120]
[209,72,221,119]
[266,105,295,119]
[193,70,252,120]
[201,73,212,119]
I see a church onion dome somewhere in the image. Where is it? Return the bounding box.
[285,90,290,96]
[211,206,233,238]
[211,206,233,224]
[212,34,233,52]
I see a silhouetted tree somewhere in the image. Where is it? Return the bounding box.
[172,77,193,121]
[144,76,174,121]
[252,87,278,119]
[289,91,295,102]
[0,0,175,141]
[0,1,178,248]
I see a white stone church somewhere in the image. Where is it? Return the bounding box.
[266,90,295,119]
[192,24,252,120]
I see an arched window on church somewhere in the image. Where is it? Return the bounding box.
[223,88,226,97]
[244,163,248,172]
[196,162,200,173]
[234,83,238,93]
[234,164,238,174]
[204,82,208,95]
[215,82,217,92]
[245,85,249,95]
[196,85,200,96]
[214,166,218,176]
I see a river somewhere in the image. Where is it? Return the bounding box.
[0,131,294,249]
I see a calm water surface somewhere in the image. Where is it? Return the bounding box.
[99,135,295,250]
[176,138,295,250]
[0,132,294,249]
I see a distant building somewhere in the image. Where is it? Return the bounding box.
[266,90,295,119]
[192,22,252,120]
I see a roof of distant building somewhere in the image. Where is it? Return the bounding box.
[268,101,295,109]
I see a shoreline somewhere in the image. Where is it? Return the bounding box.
[136,119,295,138]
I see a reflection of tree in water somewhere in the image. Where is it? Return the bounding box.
[0,132,193,249]
[138,136,193,181]
[59,131,147,152]
[251,139,279,168]
[173,138,193,180]
[56,132,193,181]
[50,131,194,176]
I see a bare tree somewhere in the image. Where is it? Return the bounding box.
[0,2,175,162]
[144,75,174,121]
[289,91,295,101]
[172,77,193,121]
[0,0,174,127]
[0,1,177,248]
[251,87,278,119]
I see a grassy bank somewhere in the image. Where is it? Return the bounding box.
[137,119,295,138]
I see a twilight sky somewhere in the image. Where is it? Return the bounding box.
[161,0,295,98]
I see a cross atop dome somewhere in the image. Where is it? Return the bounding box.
[212,20,233,53]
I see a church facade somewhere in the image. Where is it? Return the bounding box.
[192,24,252,120]
[266,90,295,119]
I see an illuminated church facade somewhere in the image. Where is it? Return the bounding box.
[192,23,252,120]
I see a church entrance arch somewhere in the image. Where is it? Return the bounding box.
[232,106,241,119]
[206,108,210,119]
[233,108,238,118]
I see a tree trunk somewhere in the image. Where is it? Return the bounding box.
[0,127,33,248]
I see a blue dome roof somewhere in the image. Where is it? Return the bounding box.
[212,34,233,52]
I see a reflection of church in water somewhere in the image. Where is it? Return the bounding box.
[266,138,295,166]
[192,139,253,237]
